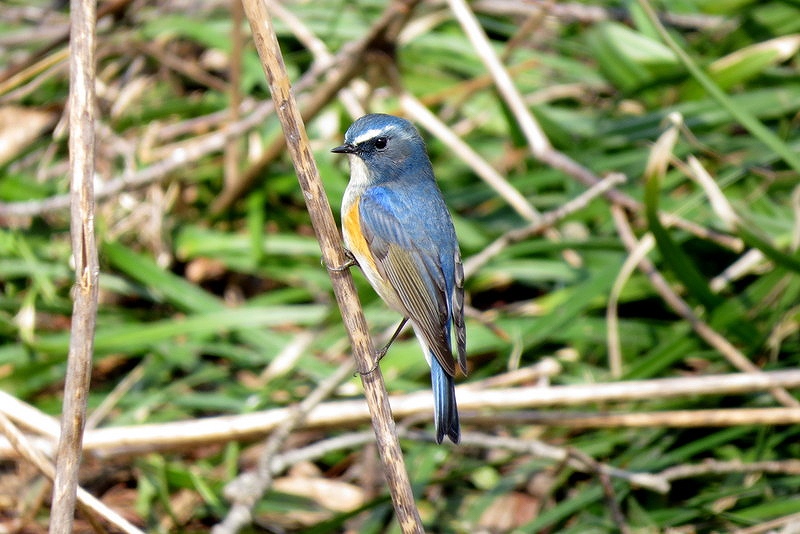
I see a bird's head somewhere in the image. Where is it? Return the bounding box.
[332,114,431,183]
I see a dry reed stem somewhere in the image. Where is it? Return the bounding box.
[3,369,799,459]
[234,1,423,532]
[50,0,100,530]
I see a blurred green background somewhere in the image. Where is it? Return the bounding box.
[1,0,800,531]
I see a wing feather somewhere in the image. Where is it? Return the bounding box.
[382,245,454,375]
[453,250,467,375]
[359,189,457,376]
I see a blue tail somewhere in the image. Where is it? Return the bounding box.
[430,355,460,444]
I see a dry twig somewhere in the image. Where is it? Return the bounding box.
[4,369,799,459]
[658,458,800,481]
[50,0,100,530]
[234,1,423,532]
[476,407,800,428]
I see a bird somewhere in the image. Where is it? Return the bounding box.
[332,113,466,444]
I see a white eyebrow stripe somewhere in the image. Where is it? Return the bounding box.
[352,127,392,145]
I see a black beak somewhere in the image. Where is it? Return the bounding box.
[331,143,356,154]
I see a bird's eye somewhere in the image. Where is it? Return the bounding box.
[374,137,388,150]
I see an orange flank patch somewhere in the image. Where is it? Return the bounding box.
[343,198,378,273]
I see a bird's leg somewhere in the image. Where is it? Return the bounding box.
[356,318,410,376]
[326,249,358,272]
[376,317,409,361]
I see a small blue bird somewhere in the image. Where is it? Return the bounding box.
[332,113,467,444]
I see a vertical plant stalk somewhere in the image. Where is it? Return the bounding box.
[239,1,424,532]
[223,0,244,194]
[50,0,99,531]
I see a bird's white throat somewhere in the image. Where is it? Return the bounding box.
[342,155,372,208]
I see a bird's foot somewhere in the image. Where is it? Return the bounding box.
[326,249,357,272]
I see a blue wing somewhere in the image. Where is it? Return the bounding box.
[359,183,463,377]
